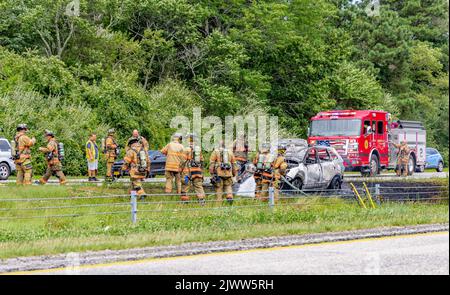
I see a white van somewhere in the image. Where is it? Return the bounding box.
[0,138,16,180]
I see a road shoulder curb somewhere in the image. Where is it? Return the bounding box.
[1,223,448,273]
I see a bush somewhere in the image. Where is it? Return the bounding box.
[0,89,108,175]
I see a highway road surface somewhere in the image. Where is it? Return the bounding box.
[24,231,449,275]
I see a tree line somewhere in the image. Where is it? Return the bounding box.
[0,0,448,175]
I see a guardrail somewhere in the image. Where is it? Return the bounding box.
[0,185,447,223]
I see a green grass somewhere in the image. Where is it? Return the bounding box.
[0,182,448,259]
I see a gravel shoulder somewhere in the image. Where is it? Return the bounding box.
[1,223,448,273]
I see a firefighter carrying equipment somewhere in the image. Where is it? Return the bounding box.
[277,143,287,155]
[253,152,275,184]
[122,145,146,196]
[16,124,28,131]
[256,153,274,171]
[233,136,249,162]
[183,145,203,179]
[161,139,186,172]
[105,135,120,157]
[44,129,54,137]
[172,132,183,142]
[209,148,236,178]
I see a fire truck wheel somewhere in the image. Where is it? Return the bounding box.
[408,155,416,176]
[369,154,379,176]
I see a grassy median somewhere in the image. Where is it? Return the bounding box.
[0,181,448,259]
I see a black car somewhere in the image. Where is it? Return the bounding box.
[112,150,166,178]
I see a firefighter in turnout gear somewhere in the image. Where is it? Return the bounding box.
[181,133,205,203]
[253,143,275,201]
[125,130,149,152]
[104,129,119,181]
[125,129,150,175]
[122,138,149,196]
[232,134,249,178]
[13,124,36,185]
[209,141,237,203]
[392,140,411,176]
[273,143,289,201]
[161,133,185,194]
[37,130,66,185]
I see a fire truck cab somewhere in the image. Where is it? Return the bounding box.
[308,110,426,176]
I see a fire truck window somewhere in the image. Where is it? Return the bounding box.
[364,120,370,134]
[372,121,376,133]
[377,121,384,134]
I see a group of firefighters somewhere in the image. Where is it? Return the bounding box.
[11,123,412,203]
[11,124,290,203]
[117,131,290,204]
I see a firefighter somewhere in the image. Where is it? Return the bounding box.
[209,141,237,204]
[13,124,36,185]
[392,140,410,176]
[104,128,119,181]
[125,129,149,152]
[37,130,66,185]
[125,129,150,176]
[232,134,249,179]
[273,143,289,201]
[253,143,274,200]
[122,138,149,196]
[181,133,205,204]
[161,133,185,194]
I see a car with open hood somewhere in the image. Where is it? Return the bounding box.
[283,145,344,190]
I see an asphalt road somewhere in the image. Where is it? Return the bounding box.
[27,232,449,275]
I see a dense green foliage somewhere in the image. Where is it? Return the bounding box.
[0,0,448,174]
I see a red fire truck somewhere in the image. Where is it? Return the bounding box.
[308,110,426,176]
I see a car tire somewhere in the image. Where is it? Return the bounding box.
[408,155,416,176]
[0,163,11,180]
[437,161,444,172]
[328,176,342,190]
[416,165,425,173]
[291,178,303,191]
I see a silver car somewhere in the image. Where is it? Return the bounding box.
[0,137,16,180]
[284,146,344,190]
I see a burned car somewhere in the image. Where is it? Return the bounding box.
[234,141,344,197]
[283,146,344,190]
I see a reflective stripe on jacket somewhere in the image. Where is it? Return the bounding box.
[161,141,186,172]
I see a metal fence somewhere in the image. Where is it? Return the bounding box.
[0,184,448,223]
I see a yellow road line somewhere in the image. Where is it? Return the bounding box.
[4,231,448,275]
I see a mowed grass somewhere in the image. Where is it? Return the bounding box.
[0,182,448,259]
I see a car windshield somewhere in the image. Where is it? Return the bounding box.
[310,119,362,137]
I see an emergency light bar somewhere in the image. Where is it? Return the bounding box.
[318,111,356,117]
